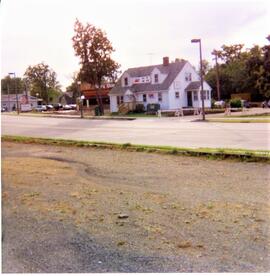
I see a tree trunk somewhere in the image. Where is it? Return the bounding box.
[97,86,104,115]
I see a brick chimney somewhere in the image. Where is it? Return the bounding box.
[163,57,169,66]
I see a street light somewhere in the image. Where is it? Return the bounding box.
[191,38,205,121]
[8,72,19,115]
[77,80,83,118]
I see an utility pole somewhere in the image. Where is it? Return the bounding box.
[212,50,221,101]
[7,81,10,112]
[9,72,19,115]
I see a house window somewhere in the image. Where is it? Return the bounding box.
[175,91,180,99]
[158,92,162,102]
[194,91,198,101]
[124,77,128,86]
[117,96,124,104]
[185,73,192,81]
[154,74,159,83]
[143,94,147,102]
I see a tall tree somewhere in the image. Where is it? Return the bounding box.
[1,76,25,95]
[66,72,81,102]
[24,62,59,103]
[72,19,120,114]
[205,44,265,101]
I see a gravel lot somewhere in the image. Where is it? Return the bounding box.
[2,142,270,272]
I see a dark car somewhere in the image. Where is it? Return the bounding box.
[53,103,63,111]
[46,104,54,110]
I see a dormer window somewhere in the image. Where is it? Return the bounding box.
[185,73,192,82]
[124,77,128,86]
[154,74,159,83]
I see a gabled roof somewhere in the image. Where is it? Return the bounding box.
[185,81,201,91]
[109,60,187,95]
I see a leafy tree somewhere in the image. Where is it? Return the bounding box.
[24,62,59,103]
[1,76,25,94]
[218,44,244,63]
[201,59,210,76]
[65,73,81,102]
[72,19,120,114]
[254,45,270,98]
[205,44,265,101]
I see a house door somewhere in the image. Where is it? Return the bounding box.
[187,91,193,107]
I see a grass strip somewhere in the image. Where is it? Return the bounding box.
[207,118,270,123]
[2,135,270,163]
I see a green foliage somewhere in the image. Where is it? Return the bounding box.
[72,19,120,114]
[24,62,59,103]
[205,44,267,101]
[134,104,145,113]
[229,98,242,108]
[1,76,25,94]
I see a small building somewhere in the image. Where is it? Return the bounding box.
[80,82,113,107]
[109,57,212,112]
[1,93,38,112]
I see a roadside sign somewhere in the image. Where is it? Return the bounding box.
[21,104,32,112]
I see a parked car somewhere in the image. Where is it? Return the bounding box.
[214,100,226,108]
[63,104,72,110]
[69,104,77,110]
[1,106,7,112]
[262,100,270,108]
[46,104,54,110]
[53,103,63,111]
[35,105,47,112]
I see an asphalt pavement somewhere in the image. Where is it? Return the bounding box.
[1,114,270,150]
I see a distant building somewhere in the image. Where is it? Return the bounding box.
[109,57,212,112]
[1,93,38,111]
[59,92,75,105]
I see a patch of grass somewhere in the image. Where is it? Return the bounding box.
[229,113,270,118]
[24,192,40,198]
[208,118,270,123]
[2,135,270,162]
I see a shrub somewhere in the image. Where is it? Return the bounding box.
[134,104,145,113]
[230,98,242,108]
[146,103,160,113]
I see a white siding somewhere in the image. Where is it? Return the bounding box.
[168,62,212,109]
[110,95,118,112]
[150,67,167,84]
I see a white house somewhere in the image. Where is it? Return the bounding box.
[109,57,212,112]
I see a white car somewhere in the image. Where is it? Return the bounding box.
[214,100,225,108]
[35,105,47,112]
[63,104,72,110]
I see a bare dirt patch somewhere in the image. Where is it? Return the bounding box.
[2,141,270,272]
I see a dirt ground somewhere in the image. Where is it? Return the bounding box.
[2,141,270,272]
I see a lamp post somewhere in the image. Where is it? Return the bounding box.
[191,38,205,121]
[212,49,221,101]
[77,80,83,118]
[8,72,19,115]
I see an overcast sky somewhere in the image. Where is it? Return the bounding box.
[1,0,270,90]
